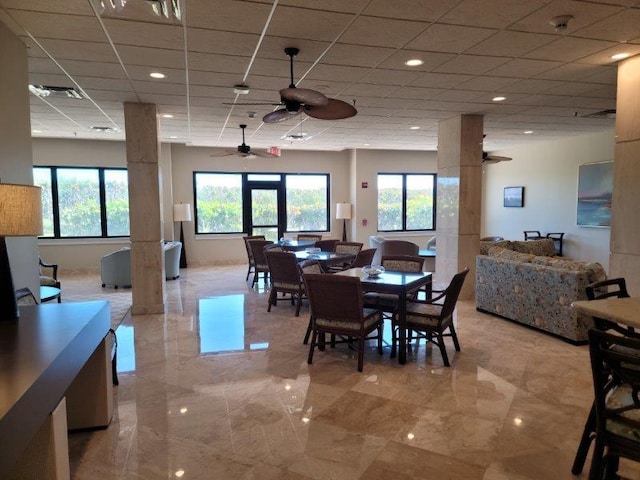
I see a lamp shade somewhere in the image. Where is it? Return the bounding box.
[336,202,352,220]
[173,203,192,222]
[0,184,43,236]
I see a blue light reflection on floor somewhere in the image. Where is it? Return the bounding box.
[199,295,269,354]
[116,325,136,373]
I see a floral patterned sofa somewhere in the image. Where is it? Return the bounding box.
[476,239,607,343]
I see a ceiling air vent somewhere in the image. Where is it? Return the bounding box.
[91,126,118,133]
[583,109,616,119]
[29,85,84,99]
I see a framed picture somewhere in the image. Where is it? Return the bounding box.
[577,161,613,227]
[504,186,524,207]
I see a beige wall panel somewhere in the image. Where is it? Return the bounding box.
[616,56,640,143]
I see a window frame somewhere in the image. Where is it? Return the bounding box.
[377,172,437,232]
[34,166,130,239]
[193,171,331,235]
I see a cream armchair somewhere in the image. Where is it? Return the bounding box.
[101,242,182,288]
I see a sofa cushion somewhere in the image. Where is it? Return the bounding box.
[480,240,512,255]
[508,239,556,257]
[487,246,535,263]
[531,256,607,283]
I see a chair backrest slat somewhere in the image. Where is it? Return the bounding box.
[303,273,364,325]
[440,268,470,319]
[381,255,424,272]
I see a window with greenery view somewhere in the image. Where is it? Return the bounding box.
[286,174,328,232]
[194,172,329,234]
[377,173,436,231]
[33,166,129,238]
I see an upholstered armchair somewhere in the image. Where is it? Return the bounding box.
[39,257,60,288]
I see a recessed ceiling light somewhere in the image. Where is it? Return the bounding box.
[363,143,371,146]
[405,59,424,67]
[162,114,174,118]
[32,129,42,134]
[150,72,166,79]
[169,135,177,139]
[410,126,420,130]
[524,130,533,134]
[611,53,631,61]
[233,84,250,94]
[492,96,506,102]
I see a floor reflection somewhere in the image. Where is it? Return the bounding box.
[198,294,269,354]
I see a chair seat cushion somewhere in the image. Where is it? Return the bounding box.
[40,275,58,287]
[273,281,302,290]
[316,309,381,331]
[405,303,447,327]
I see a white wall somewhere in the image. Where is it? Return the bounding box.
[482,129,614,271]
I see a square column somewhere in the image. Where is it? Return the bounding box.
[610,55,640,293]
[124,102,165,314]
[435,115,483,299]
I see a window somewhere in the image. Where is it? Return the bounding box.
[33,166,129,238]
[377,173,436,231]
[285,174,328,232]
[194,172,330,234]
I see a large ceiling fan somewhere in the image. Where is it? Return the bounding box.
[482,152,512,164]
[210,124,277,159]
[230,47,357,124]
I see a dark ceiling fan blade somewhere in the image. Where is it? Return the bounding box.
[280,87,328,106]
[263,108,302,123]
[210,149,238,157]
[482,154,512,164]
[223,101,283,106]
[305,99,357,120]
[251,150,278,158]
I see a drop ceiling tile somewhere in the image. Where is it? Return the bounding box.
[341,83,400,97]
[580,67,618,85]
[438,0,549,29]
[407,24,496,54]
[362,0,457,22]
[188,52,250,73]
[279,0,371,14]
[580,85,617,98]
[258,36,332,61]
[409,72,474,88]
[28,56,64,74]
[338,15,426,48]
[187,28,260,56]
[501,77,567,93]
[523,36,616,62]
[1,0,94,15]
[35,39,117,63]
[321,43,395,68]
[536,62,614,81]
[305,63,371,83]
[435,90,486,102]
[8,10,104,41]
[359,68,424,86]
[81,89,138,102]
[455,76,520,92]
[185,0,274,32]
[577,43,640,64]
[60,59,127,79]
[538,80,606,96]
[509,0,624,34]
[574,8,640,42]
[103,18,184,50]
[433,54,510,75]
[486,58,562,77]
[183,71,242,88]
[116,45,186,69]
[388,86,446,100]
[467,30,556,57]
[267,6,354,42]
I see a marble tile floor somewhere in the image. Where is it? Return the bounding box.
[59,265,640,480]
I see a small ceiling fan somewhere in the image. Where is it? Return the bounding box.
[210,124,277,159]
[482,152,512,164]
[228,47,357,124]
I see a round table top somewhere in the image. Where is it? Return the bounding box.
[40,286,61,302]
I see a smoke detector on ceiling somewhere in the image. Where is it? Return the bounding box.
[549,15,573,32]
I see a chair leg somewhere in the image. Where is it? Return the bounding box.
[357,336,365,372]
[246,267,251,281]
[307,330,317,365]
[572,404,596,474]
[303,316,312,344]
[588,438,606,480]
[377,323,383,355]
[295,292,302,317]
[109,328,119,386]
[267,289,277,312]
[449,323,461,351]
[437,332,450,367]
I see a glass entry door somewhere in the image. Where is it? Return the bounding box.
[245,181,285,242]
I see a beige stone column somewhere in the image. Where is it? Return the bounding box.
[124,102,165,314]
[435,115,483,300]
[610,55,640,294]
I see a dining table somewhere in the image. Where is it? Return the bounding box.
[293,250,355,270]
[572,297,640,329]
[278,239,317,251]
[335,267,433,364]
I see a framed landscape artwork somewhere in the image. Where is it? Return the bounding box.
[577,161,613,227]
[504,186,524,207]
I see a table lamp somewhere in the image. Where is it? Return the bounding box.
[336,202,352,242]
[173,203,192,268]
[0,183,43,320]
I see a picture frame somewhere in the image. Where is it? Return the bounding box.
[577,161,613,227]
[504,186,524,208]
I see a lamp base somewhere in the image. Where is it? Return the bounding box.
[342,219,347,242]
[0,236,20,320]
[179,222,187,268]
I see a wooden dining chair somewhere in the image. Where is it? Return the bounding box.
[265,250,307,317]
[392,267,469,366]
[248,239,273,287]
[242,235,265,281]
[587,329,640,480]
[303,273,383,372]
[297,234,322,242]
[314,239,339,252]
